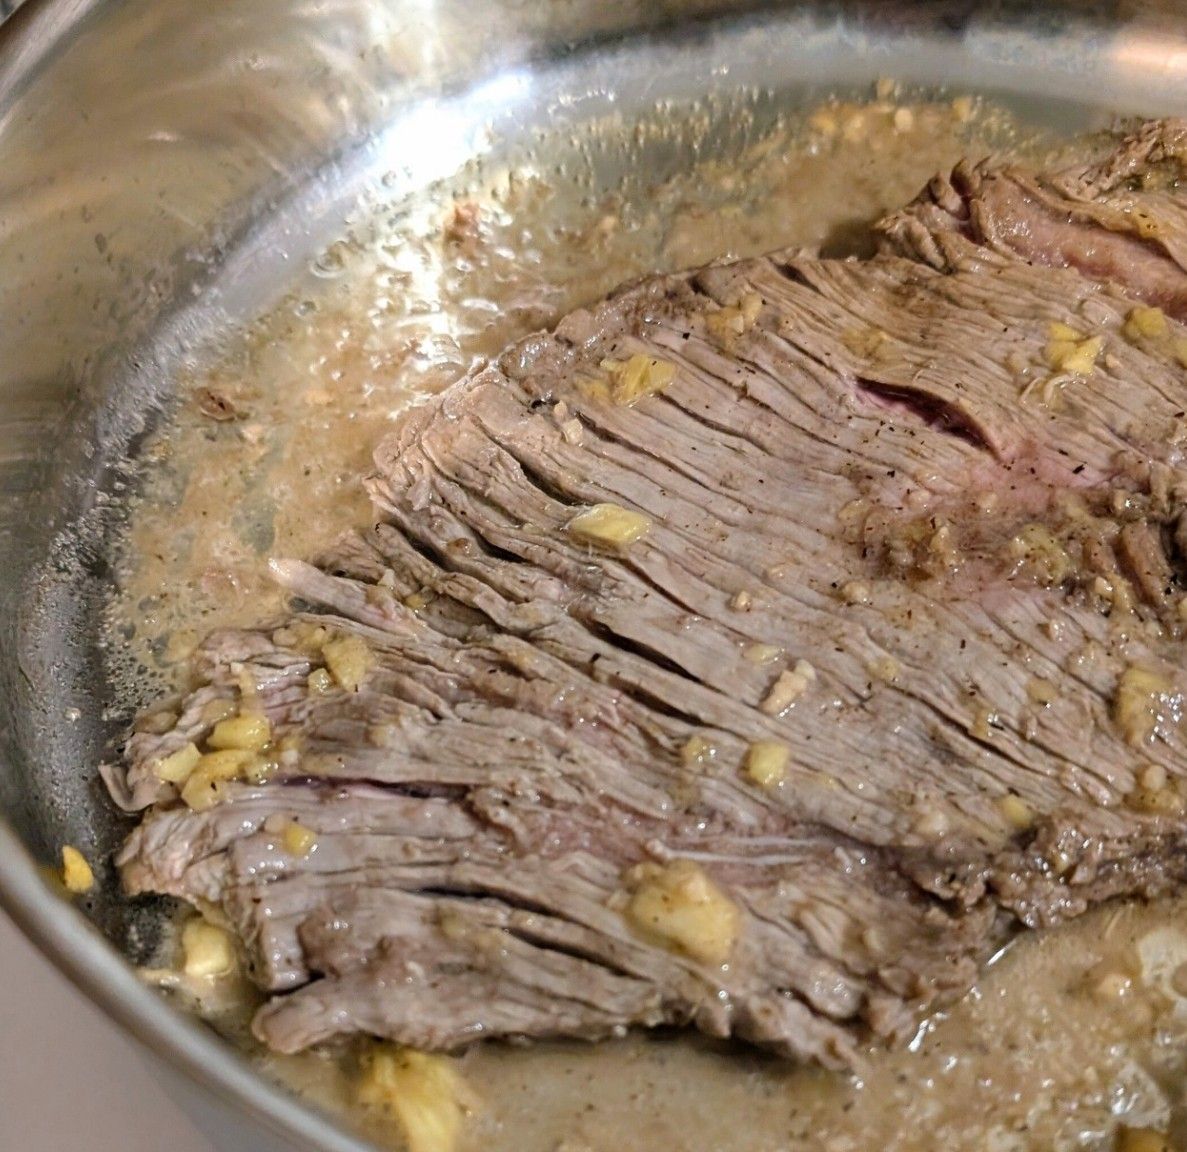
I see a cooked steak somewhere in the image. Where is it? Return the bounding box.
[111,120,1187,1070]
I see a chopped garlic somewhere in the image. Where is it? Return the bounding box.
[152,742,202,784]
[706,293,763,343]
[1127,785,1185,816]
[997,793,1034,831]
[624,859,740,966]
[567,503,652,550]
[892,106,914,133]
[181,918,237,979]
[322,634,374,693]
[951,94,976,121]
[743,643,782,665]
[760,660,816,716]
[601,354,676,405]
[358,1046,469,1152]
[1026,677,1058,706]
[681,733,715,766]
[282,820,318,857]
[307,667,334,696]
[745,740,789,787]
[839,580,872,606]
[1008,523,1071,586]
[729,590,753,612]
[1138,763,1168,792]
[1044,325,1102,376]
[1114,664,1177,747]
[1123,305,1169,342]
[208,713,271,752]
[60,846,94,894]
[180,748,258,811]
[867,655,900,683]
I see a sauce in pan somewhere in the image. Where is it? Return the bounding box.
[107,91,1184,1151]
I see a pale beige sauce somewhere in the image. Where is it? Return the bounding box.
[108,94,1185,1150]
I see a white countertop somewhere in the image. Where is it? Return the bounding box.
[0,909,216,1152]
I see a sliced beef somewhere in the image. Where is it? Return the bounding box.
[879,119,1187,316]
[111,120,1187,1069]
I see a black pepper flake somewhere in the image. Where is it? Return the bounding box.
[1073,463,1086,474]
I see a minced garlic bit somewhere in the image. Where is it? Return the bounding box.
[208,713,271,752]
[600,353,676,406]
[152,741,202,784]
[307,667,334,696]
[867,655,900,683]
[624,859,740,966]
[1044,323,1102,376]
[745,740,789,787]
[1027,677,1058,706]
[760,660,816,716]
[681,733,715,766]
[567,503,652,550]
[1114,664,1177,747]
[706,292,763,343]
[1008,523,1071,586]
[1123,305,1169,342]
[358,1045,470,1152]
[322,634,374,693]
[839,580,872,606]
[730,589,753,612]
[181,917,237,979]
[1126,784,1185,817]
[951,94,976,122]
[997,792,1034,832]
[180,748,263,811]
[743,642,782,665]
[282,820,318,857]
[60,846,94,894]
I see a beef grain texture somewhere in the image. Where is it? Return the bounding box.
[111,120,1187,1070]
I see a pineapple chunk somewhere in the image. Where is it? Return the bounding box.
[745,740,790,787]
[60,846,94,894]
[282,820,318,857]
[181,917,237,979]
[624,859,740,966]
[322,634,374,693]
[152,741,202,784]
[358,1046,469,1152]
[567,503,652,550]
[207,713,272,752]
[601,354,677,405]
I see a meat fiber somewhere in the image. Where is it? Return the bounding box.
[110,120,1187,1069]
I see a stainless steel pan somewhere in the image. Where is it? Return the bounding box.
[4,2,1187,1148]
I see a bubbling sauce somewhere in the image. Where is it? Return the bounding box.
[107,92,1186,1151]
